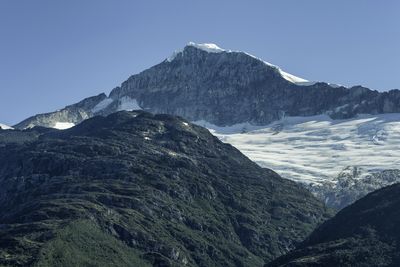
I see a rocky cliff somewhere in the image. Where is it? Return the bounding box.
[308,167,400,209]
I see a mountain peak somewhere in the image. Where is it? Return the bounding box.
[166,42,227,62]
[166,42,312,85]
[186,42,226,53]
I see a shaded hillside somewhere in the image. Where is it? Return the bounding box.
[0,111,330,266]
[267,183,400,267]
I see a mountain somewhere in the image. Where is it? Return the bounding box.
[266,183,400,267]
[11,42,400,208]
[0,111,331,266]
[14,42,400,130]
[14,93,107,129]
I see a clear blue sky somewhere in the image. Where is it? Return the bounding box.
[1,0,399,125]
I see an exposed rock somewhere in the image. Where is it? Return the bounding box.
[307,167,400,209]
[14,44,400,130]
[14,94,107,129]
[0,111,331,266]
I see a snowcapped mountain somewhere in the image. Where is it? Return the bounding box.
[11,42,400,207]
[14,42,400,130]
[168,42,313,85]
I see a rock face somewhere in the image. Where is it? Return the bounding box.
[267,183,400,267]
[0,111,330,266]
[308,167,400,209]
[14,43,400,129]
[14,93,107,129]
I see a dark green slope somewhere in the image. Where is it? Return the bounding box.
[0,111,330,266]
[267,183,400,267]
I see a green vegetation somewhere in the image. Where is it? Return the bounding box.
[0,111,331,266]
[267,183,400,267]
[36,220,150,267]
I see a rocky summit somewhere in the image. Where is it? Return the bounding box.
[267,183,400,267]
[0,111,330,266]
[14,43,400,129]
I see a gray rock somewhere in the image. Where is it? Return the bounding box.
[14,44,400,129]
[307,166,400,209]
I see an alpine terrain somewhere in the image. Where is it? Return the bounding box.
[0,111,331,266]
[11,42,400,208]
[267,183,400,267]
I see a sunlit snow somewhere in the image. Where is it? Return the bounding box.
[187,42,226,53]
[0,123,13,130]
[279,70,310,84]
[195,113,400,185]
[54,122,75,130]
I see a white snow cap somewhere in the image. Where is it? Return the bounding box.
[167,42,227,61]
[54,122,75,130]
[186,42,226,53]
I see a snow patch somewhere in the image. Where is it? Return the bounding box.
[54,122,75,130]
[279,70,310,84]
[241,52,313,85]
[167,42,227,62]
[92,98,114,113]
[117,96,142,111]
[187,42,226,53]
[167,50,182,62]
[328,83,343,88]
[0,123,13,130]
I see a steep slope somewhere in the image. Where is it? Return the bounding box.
[200,113,400,208]
[14,42,400,129]
[308,167,400,209]
[0,127,52,146]
[267,183,400,267]
[11,42,400,208]
[14,93,107,129]
[0,111,330,266]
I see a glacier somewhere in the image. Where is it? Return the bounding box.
[195,113,400,185]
